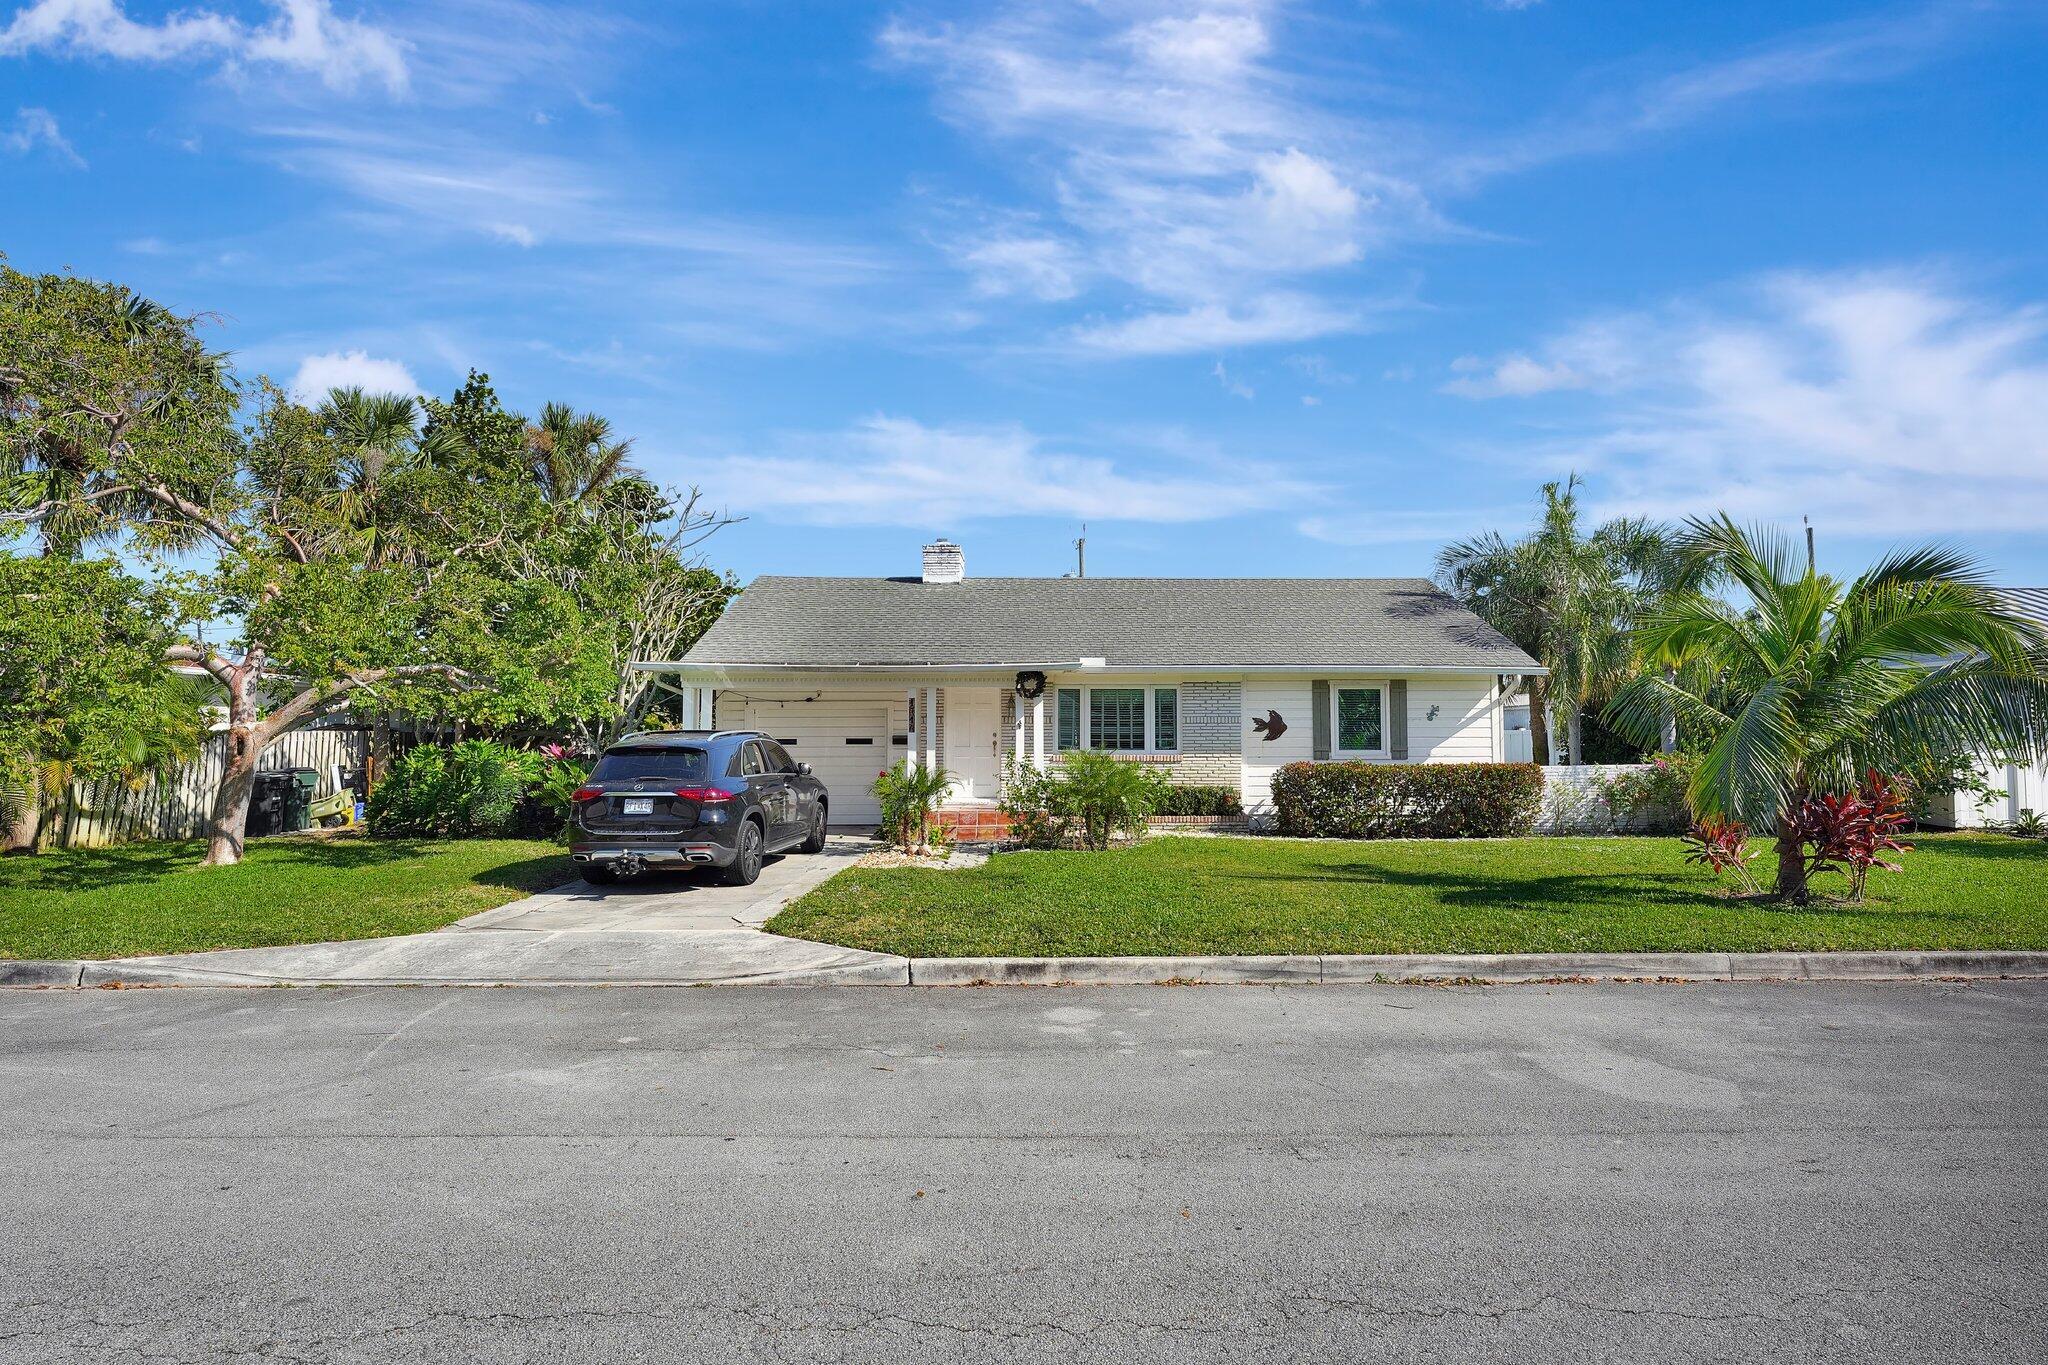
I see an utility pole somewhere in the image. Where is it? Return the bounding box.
[1804,516,1816,575]
[1074,525,1086,578]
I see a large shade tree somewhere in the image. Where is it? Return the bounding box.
[1436,477,1688,764]
[0,556,206,853]
[1606,517,2048,901]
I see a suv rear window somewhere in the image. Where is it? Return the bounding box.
[590,747,709,783]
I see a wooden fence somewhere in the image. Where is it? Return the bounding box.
[40,726,371,850]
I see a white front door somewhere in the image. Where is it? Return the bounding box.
[944,689,1002,802]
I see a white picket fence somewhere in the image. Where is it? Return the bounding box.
[1535,763,1682,835]
[37,726,370,850]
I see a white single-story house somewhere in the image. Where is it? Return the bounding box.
[633,541,1546,826]
[1928,587,2048,829]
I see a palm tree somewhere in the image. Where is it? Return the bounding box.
[1437,478,1685,764]
[314,387,419,565]
[1606,517,2048,901]
[524,402,638,508]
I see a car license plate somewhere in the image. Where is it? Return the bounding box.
[622,797,654,815]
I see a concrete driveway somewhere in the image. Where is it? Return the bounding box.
[454,832,872,932]
[73,834,904,987]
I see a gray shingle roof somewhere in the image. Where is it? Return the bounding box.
[670,576,1542,671]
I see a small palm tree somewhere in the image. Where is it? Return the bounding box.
[872,760,953,850]
[1437,477,1688,763]
[1607,517,2048,901]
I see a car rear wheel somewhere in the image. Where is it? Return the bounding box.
[799,804,827,853]
[721,819,764,886]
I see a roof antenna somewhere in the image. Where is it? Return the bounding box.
[1804,516,1815,575]
[1074,524,1086,579]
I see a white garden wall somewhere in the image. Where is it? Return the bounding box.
[1535,764,1680,835]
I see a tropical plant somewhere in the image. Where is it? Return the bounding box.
[1607,517,2048,902]
[873,760,953,851]
[368,739,536,837]
[1054,749,1174,850]
[524,402,642,508]
[1682,817,1761,896]
[2005,808,2048,839]
[1436,476,1693,765]
[999,756,1078,848]
[1778,772,1914,902]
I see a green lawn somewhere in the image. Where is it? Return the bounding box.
[768,832,2048,957]
[0,835,572,960]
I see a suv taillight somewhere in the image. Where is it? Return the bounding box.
[673,786,733,804]
[571,786,602,803]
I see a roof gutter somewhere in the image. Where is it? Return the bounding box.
[634,661,1548,676]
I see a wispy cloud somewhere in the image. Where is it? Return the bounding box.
[696,415,1317,526]
[1457,268,2048,534]
[1445,1,2010,185]
[0,0,409,96]
[884,1,1424,353]
[2,105,83,166]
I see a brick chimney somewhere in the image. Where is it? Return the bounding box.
[921,538,965,583]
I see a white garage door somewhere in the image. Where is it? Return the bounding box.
[742,701,890,825]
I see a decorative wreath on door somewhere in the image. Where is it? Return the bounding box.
[1014,670,1047,700]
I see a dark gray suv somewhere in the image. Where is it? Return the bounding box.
[568,730,830,886]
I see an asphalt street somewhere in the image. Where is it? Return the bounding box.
[2,980,2042,1363]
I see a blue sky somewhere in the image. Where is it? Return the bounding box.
[5,0,2047,585]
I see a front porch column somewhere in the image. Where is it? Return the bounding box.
[923,687,940,771]
[1031,691,1047,769]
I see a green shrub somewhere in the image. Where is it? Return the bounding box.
[1156,784,1243,817]
[873,760,952,850]
[1000,757,1076,849]
[369,740,533,838]
[1269,762,1543,839]
[1003,751,1171,850]
[1589,755,1694,834]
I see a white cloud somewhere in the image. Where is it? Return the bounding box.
[1472,269,2048,535]
[289,349,420,401]
[1071,292,1358,355]
[0,0,408,96]
[885,2,1413,351]
[697,415,1316,526]
[2,105,83,165]
[956,233,1082,301]
[1442,351,1586,398]
[1211,360,1253,400]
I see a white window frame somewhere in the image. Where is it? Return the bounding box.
[1054,685,1179,754]
[1329,682,1388,759]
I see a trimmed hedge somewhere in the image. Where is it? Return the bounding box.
[1157,784,1244,817]
[1269,761,1543,839]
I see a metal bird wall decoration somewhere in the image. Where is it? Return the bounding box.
[1251,709,1288,741]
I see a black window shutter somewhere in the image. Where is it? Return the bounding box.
[1311,680,1330,760]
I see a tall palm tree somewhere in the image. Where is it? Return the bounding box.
[1437,477,1685,764]
[1607,516,2048,901]
[524,402,638,508]
[312,386,419,565]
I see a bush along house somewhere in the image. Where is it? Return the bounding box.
[632,541,1547,831]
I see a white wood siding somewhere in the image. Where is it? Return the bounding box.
[1239,675,1502,818]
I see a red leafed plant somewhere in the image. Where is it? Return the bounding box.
[1682,817,1761,896]
[1783,772,1914,902]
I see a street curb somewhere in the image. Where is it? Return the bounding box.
[905,950,2048,986]
[0,960,86,987]
[7,950,2047,989]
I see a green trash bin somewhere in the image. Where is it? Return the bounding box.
[283,768,320,833]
